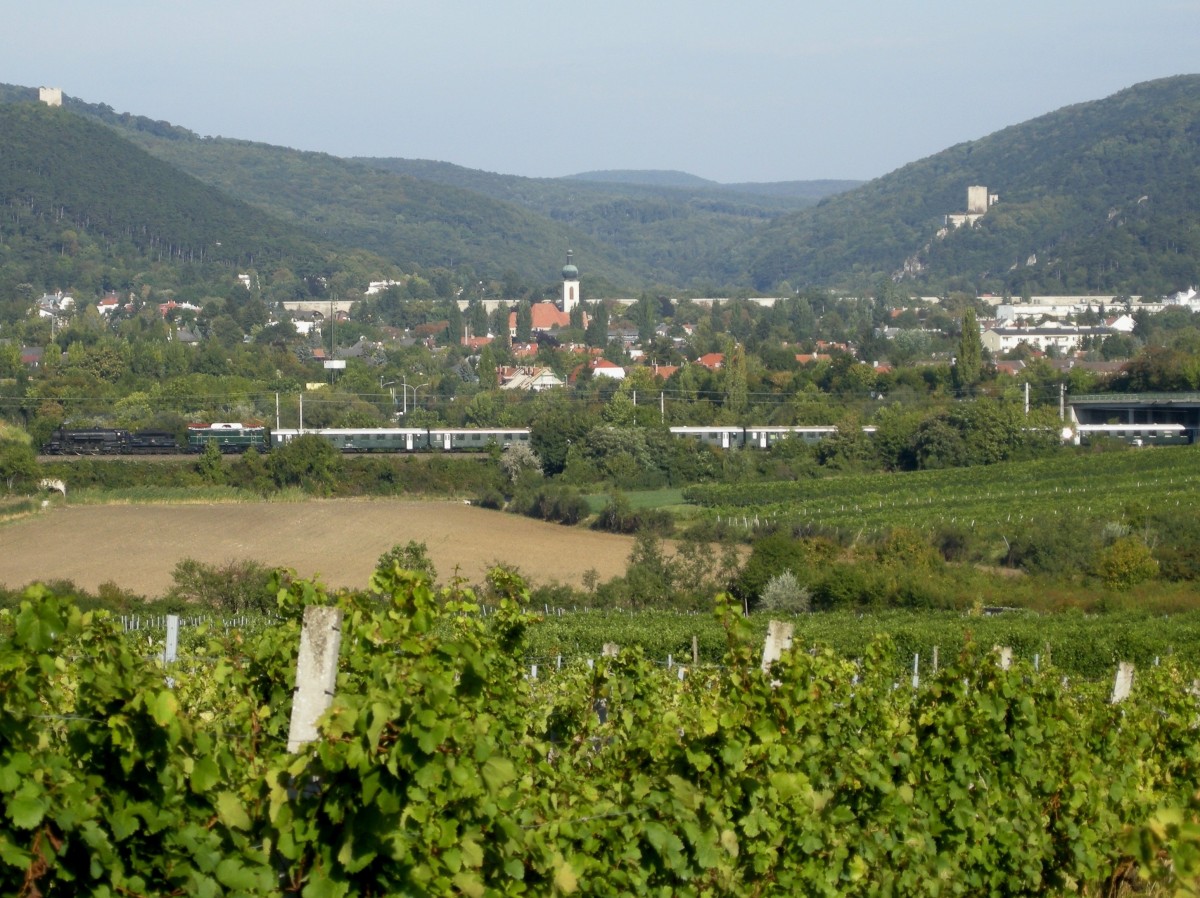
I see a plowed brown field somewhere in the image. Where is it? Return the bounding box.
[0,500,640,598]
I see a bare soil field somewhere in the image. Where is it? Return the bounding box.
[0,499,641,598]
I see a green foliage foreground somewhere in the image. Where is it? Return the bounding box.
[3,573,1200,896]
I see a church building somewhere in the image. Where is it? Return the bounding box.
[509,251,587,336]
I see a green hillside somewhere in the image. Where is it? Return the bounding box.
[563,169,860,200]
[542,177,845,285]
[566,169,719,187]
[740,75,1200,295]
[126,145,642,289]
[5,75,1200,297]
[61,101,645,290]
[0,101,349,302]
[355,158,846,287]
[48,90,847,290]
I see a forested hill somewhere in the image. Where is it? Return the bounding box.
[0,101,341,298]
[28,85,847,290]
[102,143,645,290]
[739,75,1200,296]
[55,98,643,290]
[562,169,861,201]
[349,157,841,287]
[5,76,1200,296]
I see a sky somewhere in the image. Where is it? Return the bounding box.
[6,1,1200,184]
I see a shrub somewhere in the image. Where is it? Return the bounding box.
[195,441,225,485]
[932,524,974,563]
[475,487,506,510]
[499,443,543,483]
[510,485,590,525]
[376,540,438,586]
[529,581,583,611]
[810,563,886,610]
[268,434,343,494]
[737,534,837,606]
[876,527,942,569]
[1094,536,1159,590]
[167,558,275,613]
[591,491,673,535]
[760,571,811,613]
[227,445,273,494]
[1005,519,1096,577]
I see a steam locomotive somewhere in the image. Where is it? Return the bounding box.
[41,423,268,455]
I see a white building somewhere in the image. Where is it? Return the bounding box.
[981,325,1113,355]
[500,366,565,392]
[365,280,403,295]
[589,358,626,379]
[1164,287,1200,311]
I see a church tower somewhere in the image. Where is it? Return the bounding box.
[561,250,580,314]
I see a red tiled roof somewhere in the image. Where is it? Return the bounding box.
[647,364,679,380]
[994,360,1027,375]
[509,302,571,332]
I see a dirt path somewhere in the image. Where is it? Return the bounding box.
[0,500,640,598]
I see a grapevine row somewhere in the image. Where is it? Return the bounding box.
[3,576,1199,895]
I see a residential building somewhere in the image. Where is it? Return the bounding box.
[499,366,565,392]
[589,358,626,379]
[981,325,1113,355]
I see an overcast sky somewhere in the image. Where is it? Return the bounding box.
[7,1,1199,183]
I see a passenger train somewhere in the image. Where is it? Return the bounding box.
[269,427,532,453]
[42,421,1188,456]
[1069,423,1190,446]
[670,425,877,449]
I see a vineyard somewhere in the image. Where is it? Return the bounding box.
[683,445,1200,542]
[518,607,1200,681]
[111,605,1200,682]
[3,571,1200,896]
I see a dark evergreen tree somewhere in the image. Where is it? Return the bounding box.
[516,301,533,343]
[469,300,489,338]
[585,301,609,348]
[478,344,499,389]
[636,294,657,343]
[953,308,983,393]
